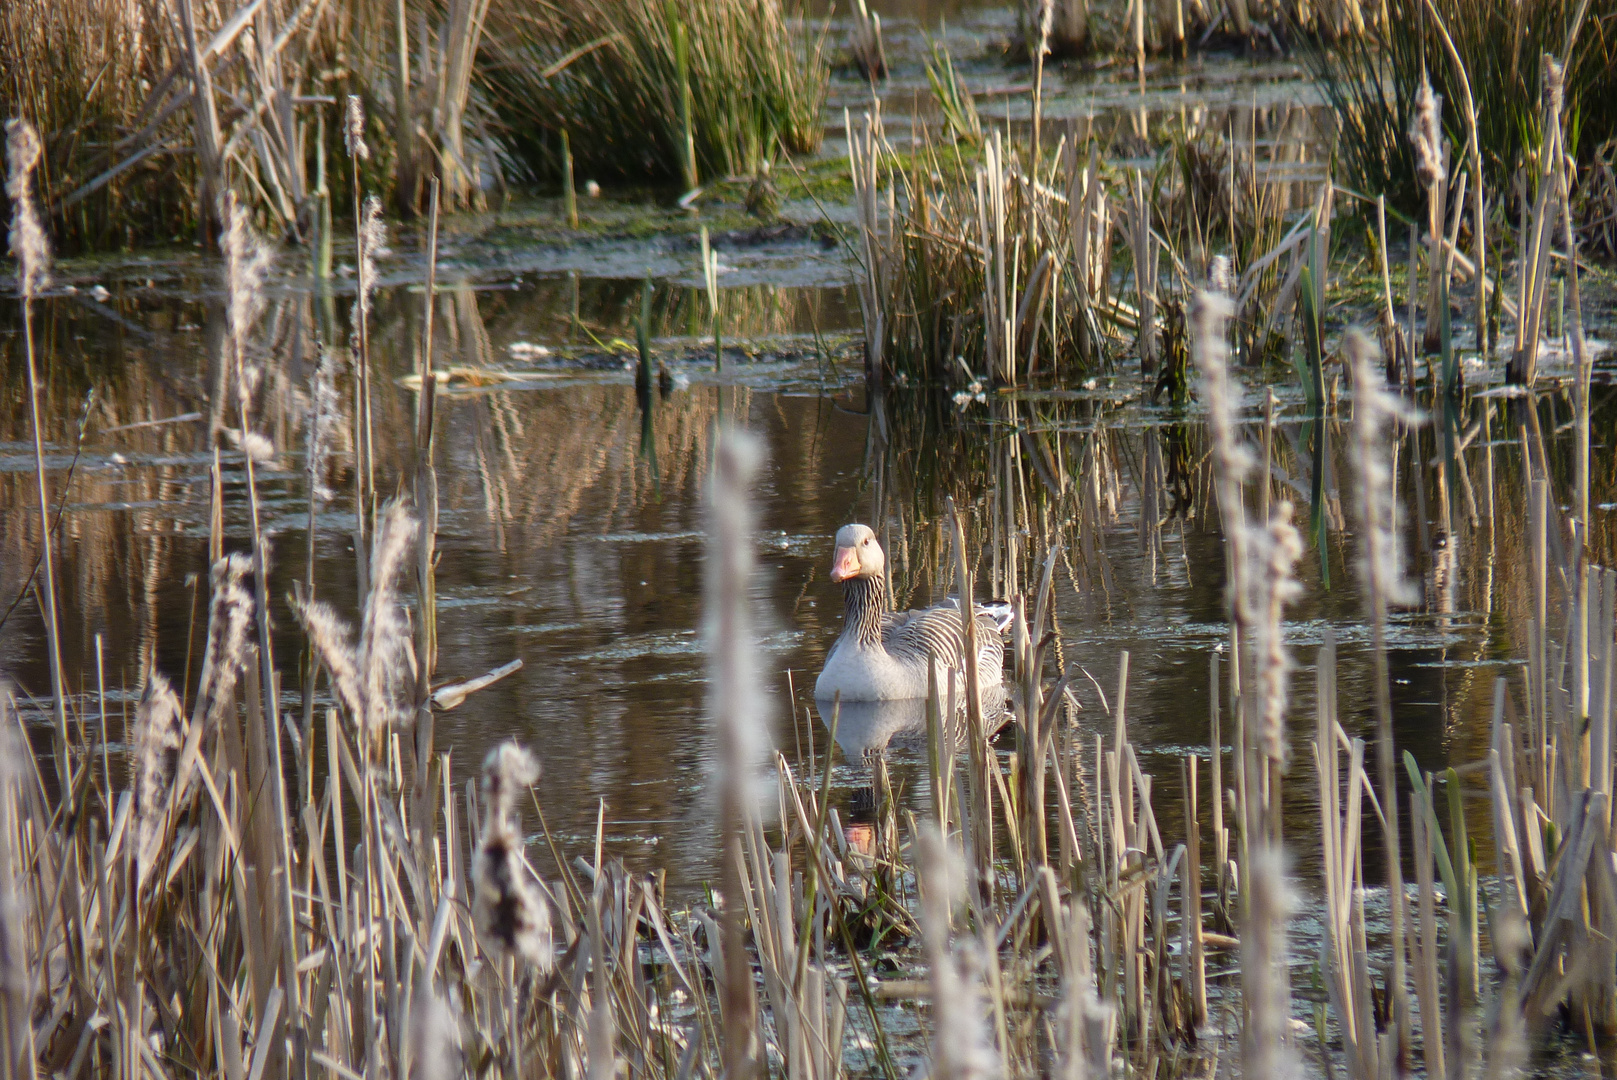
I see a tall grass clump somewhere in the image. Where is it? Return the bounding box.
[481,0,828,188]
[0,0,201,247]
[0,0,500,248]
[850,98,1315,393]
[1305,0,1616,216]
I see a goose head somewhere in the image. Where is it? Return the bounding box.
[830,523,884,583]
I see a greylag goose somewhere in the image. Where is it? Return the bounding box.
[814,524,1010,702]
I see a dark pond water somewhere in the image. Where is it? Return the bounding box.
[3,255,1615,904]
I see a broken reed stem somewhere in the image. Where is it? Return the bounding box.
[562,129,578,230]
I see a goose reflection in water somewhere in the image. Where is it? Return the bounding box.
[812,693,1010,856]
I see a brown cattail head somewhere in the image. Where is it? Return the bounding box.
[345,95,370,162]
[473,741,553,969]
[6,118,50,300]
[1410,76,1445,189]
[132,670,184,889]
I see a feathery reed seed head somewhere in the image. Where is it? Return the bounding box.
[1542,56,1566,132]
[291,596,363,720]
[194,554,255,723]
[306,347,341,502]
[291,500,414,756]
[132,670,183,888]
[6,118,50,299]
[1411,77,1446,189]
[222,194,271,355]
[1249,503,1304,764]
[482,739,540,820]
[1346,329,1418,608]
[353,196,388,334]
[358,499,417,752]
[345,95,370,162]
[1191,290,1251,486]
[239,430,276,464]
[473,740,553,969]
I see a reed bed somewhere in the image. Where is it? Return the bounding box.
[0,0,828,249]
[849,100,1323,391]
[7,9,1617,1078]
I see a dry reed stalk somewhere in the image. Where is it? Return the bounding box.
[850,0,887,80]
[1126,171,1159,377]
[412,180,443,857]
[1345,327,1414,1051]
[1507,57,1566,386]
[1242,847,1300,1080]
[848,111,887,394]
[0,710,29,1079]
[7,118,69,793]
[1312,631,1385,1080]
[1410,76,1447,356]
[919,828,999,1080]
[948,499,994,904]
[977,134,1011,385]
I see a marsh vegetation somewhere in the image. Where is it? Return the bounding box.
[4,0,1617,1078]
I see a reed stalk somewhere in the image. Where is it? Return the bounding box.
[412,179,442,857]
[1345,327,1414,1055]
[708,429,765,1080]
[6,118,68,793]
[563,130,578,229]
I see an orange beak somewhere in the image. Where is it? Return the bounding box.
[829,545,860,583]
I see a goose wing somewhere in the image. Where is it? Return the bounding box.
[882,604,1003,671]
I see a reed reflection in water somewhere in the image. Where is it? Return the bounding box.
[2,272,1615,895]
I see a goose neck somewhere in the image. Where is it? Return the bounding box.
[841,574,886,648]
